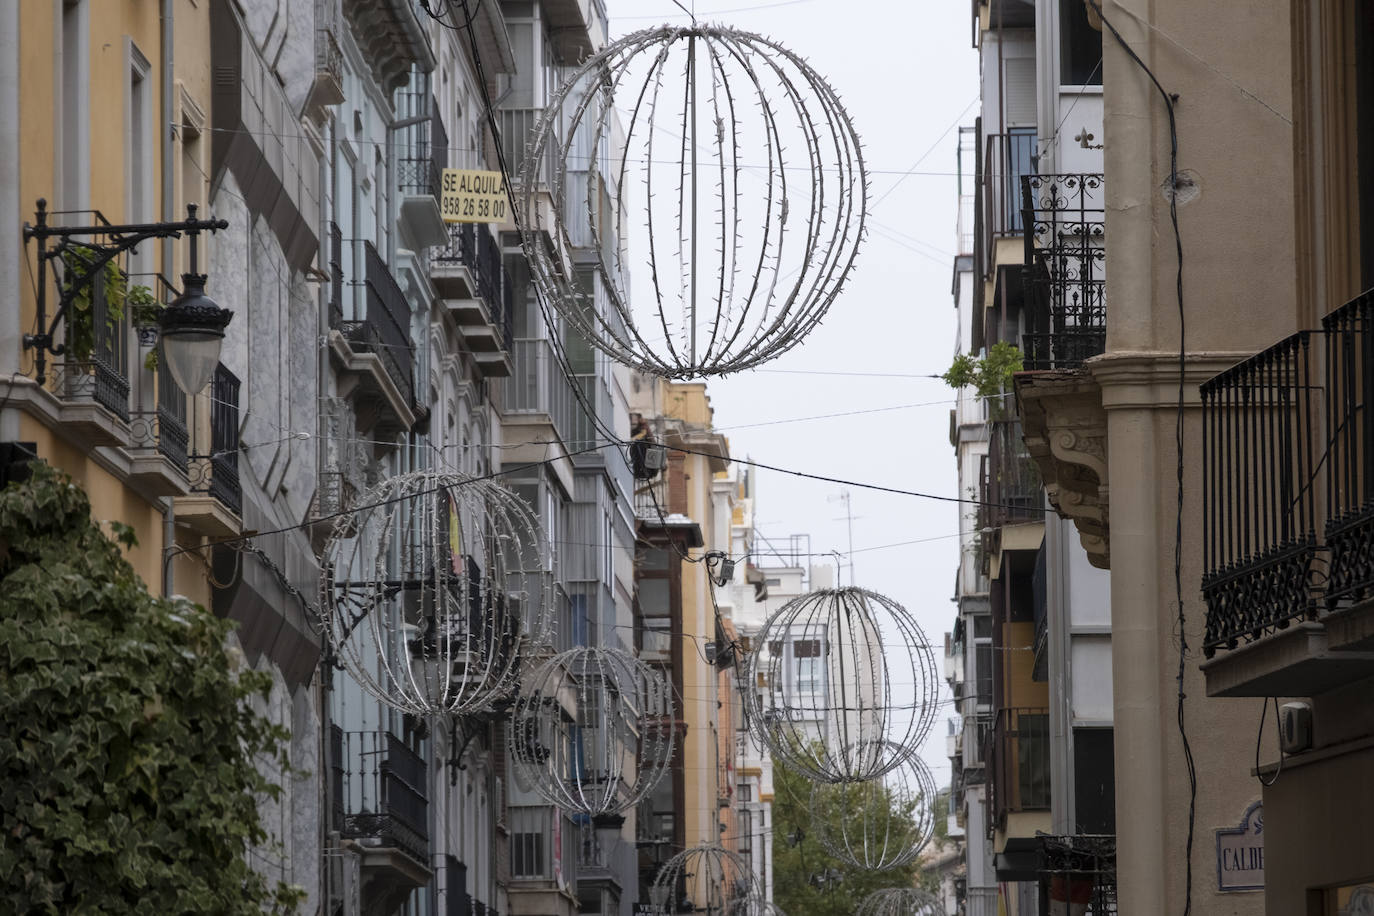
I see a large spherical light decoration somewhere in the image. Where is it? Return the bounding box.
[748,587,938,783]
[727,900,788,916]
[810,745,937,869]
[854,888,946,916]
[321,471,552,716]
[509,645,675,816]
[520,25,867,379]
[649,845,760,916]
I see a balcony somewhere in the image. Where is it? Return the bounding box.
[501,338,580,441]
[433,223,514,377]
[180,364,241,537]
[48,254,131,445]
[332,726,432,913]
[341,0,433,95]
[985,706,1050,833]
[1021,173,1107,371]
[1036,834,1117,913]
[306,0,345,112]
[397,90,449,249]
[127,357,190,497]
[979,129,1037,280]
[508,807,579,912]
[1014,171,1110,571]
[329,231,418,437]
[501,107,564,253]
[1200,290,1374,696]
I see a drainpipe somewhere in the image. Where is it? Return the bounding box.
[160,0,176,596]
[0,0,21,440]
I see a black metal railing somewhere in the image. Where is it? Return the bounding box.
[1037,835,1117,916]
[189,364,241,514]
[399,93,447,199]
[339,241,415,407]
[329,222,344,330]
[433,224,513,350]
[986,706,1049,831]
[336,727,430,866]
[1021,173,1107,370]
[982,129,1038,260]
[1201,329,1324,655]
[53,262,131,422]
[988,418,1042,526]
[1202,288,1374,655]
[1321,290,1374,607]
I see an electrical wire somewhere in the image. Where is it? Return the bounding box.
[1086,3,1196,914]
[1254,696,1285,788]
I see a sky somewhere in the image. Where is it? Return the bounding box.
[605,1,982,792]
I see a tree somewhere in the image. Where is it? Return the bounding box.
[771,752,922,916]
[942,341,1024,414]
[0,464,303,914]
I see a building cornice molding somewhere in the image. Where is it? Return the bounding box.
[1087,350,1256,410]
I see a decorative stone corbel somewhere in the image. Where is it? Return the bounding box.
[1016,370,1111,569]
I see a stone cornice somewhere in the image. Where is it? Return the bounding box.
[1087,350,1255,410]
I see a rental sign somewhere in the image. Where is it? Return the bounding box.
[440,169,508,223]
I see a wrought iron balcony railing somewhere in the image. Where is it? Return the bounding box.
[334,240,416,408]
[433,223,514,349]
[1202,289,1374,655]
[1021,173,1107,370]
[129,357,189,471]
[987,418,1042,526]
[1037,834,1117,916]
[985,706,1050,831]
[398,92,448,200]
[51,264,131,422]
[188,363,241,514]
[333,726,430,866]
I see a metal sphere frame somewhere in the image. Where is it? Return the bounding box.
[649,844,761,916]
[726,900,787,916]
[746,587,939,784]
[520,24,868,379]
[509,645,676,816]
[321,470,553,716]
[853,888,946,916]
[810,744,937,870]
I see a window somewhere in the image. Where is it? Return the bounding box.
[795,639,821,694]
[1073,727,1115,834]
[737,783,753,803]
[511,831,544,878]
[1060,0,1103,86]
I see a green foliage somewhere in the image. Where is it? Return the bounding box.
[59,246,160,368]
[942,341,1024,399]
[0,464,303,915]
[771,752,920,916]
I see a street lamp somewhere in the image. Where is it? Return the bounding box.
[156,222,232,395]
[23,199,231,395]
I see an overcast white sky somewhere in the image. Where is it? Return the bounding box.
[607,1,981,793]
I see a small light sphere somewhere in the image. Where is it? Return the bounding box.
[320,470,553,716]
[519,25,868,379]
[649,845,761,916]
[854,888,947,916]
[810,744,937,870]
[509,645,675,816]
[746,587,939,783]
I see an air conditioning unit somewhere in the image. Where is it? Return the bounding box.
[1280,701,1313,754]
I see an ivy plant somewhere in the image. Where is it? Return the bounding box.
[59,246,162,370]
[0,463,303,915]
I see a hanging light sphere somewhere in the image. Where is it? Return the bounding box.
[726,900,788,916]
[810,744,937,870]
[509,645,676,816]
[320,470,553,716]
[854,888,947,916]
[520,25,868,379]
[747,587,938,783]
[649,845,761,916]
